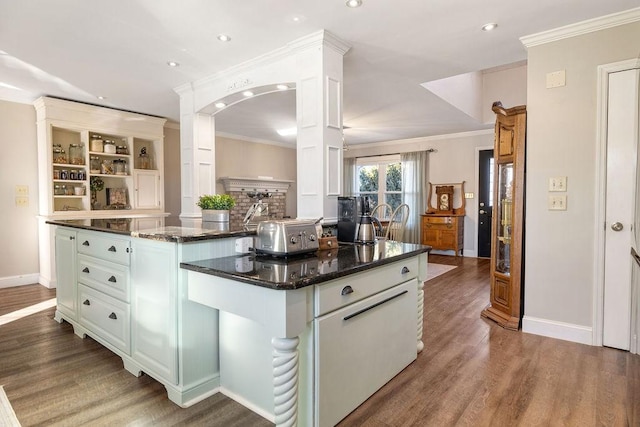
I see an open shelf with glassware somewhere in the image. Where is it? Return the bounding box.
[36,98,166,217]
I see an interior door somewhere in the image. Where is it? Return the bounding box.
[477,149,494,258]
[603,68,639,350]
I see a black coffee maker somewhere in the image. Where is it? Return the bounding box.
[338,196,375,243]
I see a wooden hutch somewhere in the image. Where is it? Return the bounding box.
[420,181,465,256]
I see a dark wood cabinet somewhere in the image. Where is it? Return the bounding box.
[420,214,464,256]
[481,102,526,330]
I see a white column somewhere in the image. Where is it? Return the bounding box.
[272,337,300,427]
[176,88,216,223]
[294,34,347,222]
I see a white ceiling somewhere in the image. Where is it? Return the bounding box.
[0,1,638,146]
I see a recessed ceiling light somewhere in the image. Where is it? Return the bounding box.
[242,91,254,97]
[277,127,297,137]
[482,23,498,31]
[214,102,227,108]
[276,84,289,90]
[346,0,362,8]
[97,96,106,100]
[217,34,231,42]
[167,61,180,67]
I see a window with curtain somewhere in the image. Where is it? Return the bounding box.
[355,155,402,216]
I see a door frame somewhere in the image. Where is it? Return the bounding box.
[593,58,640,347]
[474,145,494,259]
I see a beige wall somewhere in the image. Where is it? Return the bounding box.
[524,21,640,330]
[345,130,494,256]
[163,124,181,218]
[215,136,297,218]
[0,100,39,287]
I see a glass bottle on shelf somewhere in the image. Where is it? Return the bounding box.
[101,159,114,175]
[53,145,67,164]
[138,147,151,169]
[90,156,101,173]
[90,134,103,152]
[60,169,69,180]
[114,159,127,175]
[69,143,85,165]
[103,139,116,154]
[54,184,63,195]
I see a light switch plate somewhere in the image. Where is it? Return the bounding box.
[548,195,567,210]
[549,176,567,192]
[15,196,29,207]
[15,185,29,196]
[464,192,474,199]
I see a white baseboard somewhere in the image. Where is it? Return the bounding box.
[522,315,593,345]
[219,387,274,423]
[0,273,41,289]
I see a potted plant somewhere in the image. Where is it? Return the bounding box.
[197,194,236,227]
[90,176,104,209]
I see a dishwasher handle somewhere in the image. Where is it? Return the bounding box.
[343,290,408,321]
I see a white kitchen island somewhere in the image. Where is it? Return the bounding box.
[48,218,429,427]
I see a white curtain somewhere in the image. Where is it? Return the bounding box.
[401,151,428,244]
[343,157,356,195]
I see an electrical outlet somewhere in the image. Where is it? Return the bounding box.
[464,192,474,199]
[15,185,29,196]
[15,196,29,207]
[549,176,567,192]
[548,195,567,210]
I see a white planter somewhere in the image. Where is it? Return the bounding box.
[202,209,230,231]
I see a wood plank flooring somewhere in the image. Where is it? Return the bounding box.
[1,255,638,426]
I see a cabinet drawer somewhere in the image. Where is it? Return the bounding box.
[314,257,419,317]
[423,216,453,225]
[77,231,131,266]
[78,254,130,302]
[78,284,130,354]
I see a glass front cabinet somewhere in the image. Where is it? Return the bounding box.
[481,102,526,330]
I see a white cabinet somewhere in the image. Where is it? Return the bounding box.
[130,238,177,384]
[53,225,224,408]
[133,170,162,209]
[54,228,77,320]
[35,97,167,287]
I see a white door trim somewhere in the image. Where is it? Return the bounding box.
[593,58,640,346]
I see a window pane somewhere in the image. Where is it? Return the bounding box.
[386,163,402,191]
[386,194,402,212]
[358,165,379,192]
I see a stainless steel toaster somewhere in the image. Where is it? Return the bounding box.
[255,219,320,256]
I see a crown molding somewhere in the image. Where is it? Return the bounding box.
[521,7,640,48]
[190,30,350,93]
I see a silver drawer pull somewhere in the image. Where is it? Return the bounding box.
[108,245,117,252]
[82,267,90,273]
[83,299,90,306]
[108,276,117,283]
[343,290,408,321]
[108,312,117,320]
[401,266,410,274]
[82,240,90,246]
[341,285,354,296]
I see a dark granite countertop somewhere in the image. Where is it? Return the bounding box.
[46,217,256,242]
[180,240,431,290]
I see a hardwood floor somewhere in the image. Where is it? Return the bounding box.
[1,256,638,426]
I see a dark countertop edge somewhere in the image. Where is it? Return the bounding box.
[46,219,256,242]
[180,246,431,290]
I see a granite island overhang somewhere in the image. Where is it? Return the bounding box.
[46,217,430,427]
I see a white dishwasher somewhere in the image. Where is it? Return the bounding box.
[314,278,418,427]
